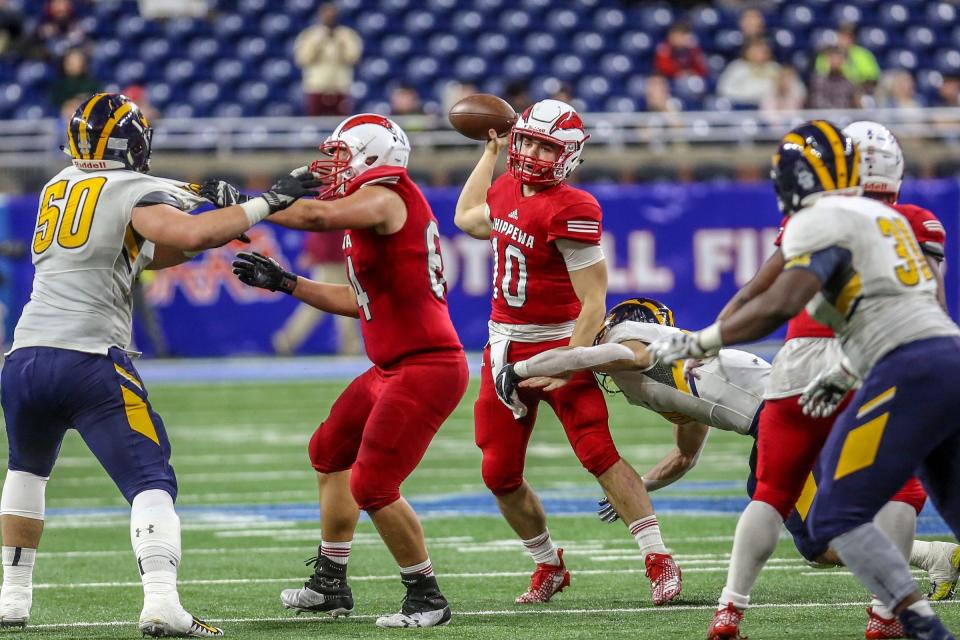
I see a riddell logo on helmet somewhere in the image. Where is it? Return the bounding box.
[73,159,108,169]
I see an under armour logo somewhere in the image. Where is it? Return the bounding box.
[135,524,156,537]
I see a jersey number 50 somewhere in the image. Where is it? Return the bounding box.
[33,177,107,255]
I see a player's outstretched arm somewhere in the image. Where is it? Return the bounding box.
[717,249,785,322]
[640,421,710,491]
[268,184,407,234]
[231,252,359,317]
[132,173,318,253]
[515,340,649,381]
[453,129,505,240]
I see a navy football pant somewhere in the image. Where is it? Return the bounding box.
[809,336,960,544]
[1,347,177,503]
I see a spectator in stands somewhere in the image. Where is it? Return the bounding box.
[654,23,708,79]
[294,3,362,116]
[761,66,807,113]
[551,82,575,105]
[138,0,207,19]
[738,8,766,41]
[49,48,98,113]
[121,84,160,121]
[808,45,860,109]
[389,83,422,116]
[504,80,531,113]
[35,0,85,58]
[877,69,923,109]
[273,232,360,357]
[642,75,683,116]
[936,74,960,107]
[716,38,780,107]
[814,23,880,90]
[441,80,479,115]
[0,0,24,57]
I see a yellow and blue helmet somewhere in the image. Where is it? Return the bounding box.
[594,297,675,346]
[770,120,860,216]
[66,93,153,173]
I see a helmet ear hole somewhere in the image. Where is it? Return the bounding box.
[364,155,378,166]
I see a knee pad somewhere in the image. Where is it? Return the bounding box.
[480,452,524,496]
[570,428,620,478]
[1,469,47,520]
[349,467,400,511]
[309,423,354,473]
[130,488,181,569]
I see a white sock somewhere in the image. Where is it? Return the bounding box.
[629,515,668,558]
[320,540,351,566]
[131,489,181,602]
[400,558,435,578]
[521,530,560,566]
[720,500,783,609]
[910,540,933,571]
[907,599,935,617]
[1,546,36,588]
[871,595,895,619]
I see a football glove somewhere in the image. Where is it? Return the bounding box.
[495,363,526,416]
[647,332,712,366]
[232,251,298,294]
[261,168,321,214]
[799,357,859,419]
[200,178,249,208]
[598,496,620,524]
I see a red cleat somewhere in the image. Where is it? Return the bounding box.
[515,548,570,604]
[865,607,906,639]
[645,552,682,605]
[708,602,747,640]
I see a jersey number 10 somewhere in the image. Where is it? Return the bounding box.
[33,177,107,255]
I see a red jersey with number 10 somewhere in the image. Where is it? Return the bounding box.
[775,202,947,340]
[340,166,463,367]
[485,173,603,326]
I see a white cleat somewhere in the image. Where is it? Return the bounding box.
[375,607,451,629]
[926,541,960,601]
[138,600,223,637]
[0,585,31,628]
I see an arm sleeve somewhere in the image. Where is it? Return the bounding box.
[899,205,947,261]
[135,191,183,209]
[514,343,637,378]
[556,239,605,271]
[547,198,603,244]
[783,246,852,284]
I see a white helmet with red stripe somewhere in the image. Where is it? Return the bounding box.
[508,99,589,186]
[842,120,904,201]
[310,113,411,199]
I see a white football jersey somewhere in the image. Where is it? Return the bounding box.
[11,166,207,355]
[781,195,959,375]
[602,322,770,434]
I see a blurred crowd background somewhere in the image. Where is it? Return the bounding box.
[0,0,958,193]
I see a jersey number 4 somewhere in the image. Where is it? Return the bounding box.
[491,237,527,307]
[346,220,447,321]
[33,177,107,255]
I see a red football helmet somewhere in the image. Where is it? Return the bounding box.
[507,99,589,186]
[309,114,411,200]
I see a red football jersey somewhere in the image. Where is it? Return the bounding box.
[775,203,947,340]
[341,166,463,367]
[485,173,603,326]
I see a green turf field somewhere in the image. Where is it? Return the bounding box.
[4,378,958,639]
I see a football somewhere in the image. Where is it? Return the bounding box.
[448,94,518,141]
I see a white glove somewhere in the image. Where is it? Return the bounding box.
[799,357,860,419]
[647,324,723,366]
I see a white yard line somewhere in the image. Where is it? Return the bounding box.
[26,600,960,630]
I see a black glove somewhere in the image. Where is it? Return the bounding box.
[261,169,321,214]
[597,496,620,524]
[200,178,248,208]
[232,251,298,294]
[494,363,523,410]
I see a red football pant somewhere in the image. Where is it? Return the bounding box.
[309,351,468,511]
[475,340,621,496]
[755,396,927,519]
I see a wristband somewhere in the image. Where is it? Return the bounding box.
[697,322,724,353]
[239,197,271,225]
[514,361,528,378]
[278,273,298,295]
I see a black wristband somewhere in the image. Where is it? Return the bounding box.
[277,272,297,295]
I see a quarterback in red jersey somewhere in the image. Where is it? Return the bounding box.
[226,115,468,629]
[454,99,682,606]
[704,121,952,640]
